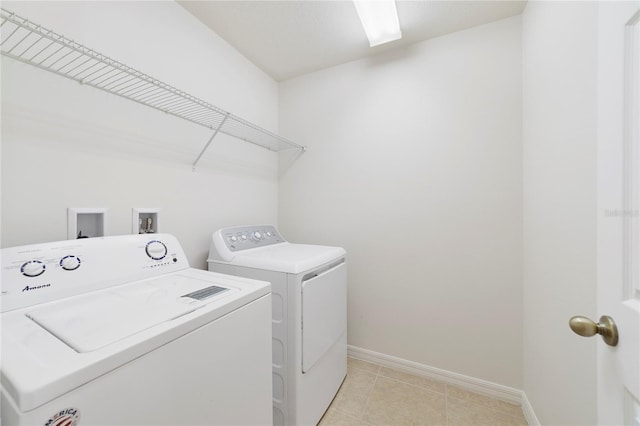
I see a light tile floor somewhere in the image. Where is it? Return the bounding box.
[319,357,528,426]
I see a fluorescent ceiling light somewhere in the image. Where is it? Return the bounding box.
[353,0,402,47]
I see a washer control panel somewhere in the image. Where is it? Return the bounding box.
[211,225,286,262]
[1,234,189,313]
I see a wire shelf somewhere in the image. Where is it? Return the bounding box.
[0,8,304,167]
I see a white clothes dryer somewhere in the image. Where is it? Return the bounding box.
[1,234,272,426]
[208,225,347,426]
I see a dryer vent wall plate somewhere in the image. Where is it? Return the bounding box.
[132,208,160,234]
[68,208,108,240]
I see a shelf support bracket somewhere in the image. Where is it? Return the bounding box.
[192,113,230,171]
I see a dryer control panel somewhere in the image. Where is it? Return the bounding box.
[1,234,189,313]
[211,225,286,261]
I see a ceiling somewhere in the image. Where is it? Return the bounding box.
[178,1,527,82]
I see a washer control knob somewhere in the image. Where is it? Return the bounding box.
[240,234,248,242]
[146,240,167,260]
[251,231,263,241]
[60,255,81,271]
[228,235,238,244]
[21,260,45,277]
[265,231,273,238]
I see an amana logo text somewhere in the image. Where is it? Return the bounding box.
[22,283,51,292]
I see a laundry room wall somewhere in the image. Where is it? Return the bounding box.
[522,1,598,424]
[279,16,523,388]
[1,1,280,267]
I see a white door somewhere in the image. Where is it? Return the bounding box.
[596,2,640,424]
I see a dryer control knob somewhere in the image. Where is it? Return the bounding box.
[146,240,167,260]
[21,260,45,277]
[251,231,263,241]
[60,255,81,271]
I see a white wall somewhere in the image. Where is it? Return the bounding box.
[522,2,598,424]
[1,1,280,268]
[279,16,523,388]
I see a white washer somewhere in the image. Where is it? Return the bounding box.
[208,225,347,426]
[1,233,272,426]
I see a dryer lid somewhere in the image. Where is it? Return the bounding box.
[26,274,228,352]
[215,243,345,274]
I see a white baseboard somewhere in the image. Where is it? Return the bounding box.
[521,392,541,426]
[347,344,539,424]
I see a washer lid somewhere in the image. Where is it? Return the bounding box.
[221,243,346,274]
[26,274,229,353]
[1,268,270,413]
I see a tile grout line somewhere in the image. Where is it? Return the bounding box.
[357,366,381,423]
[342,360,382,423]
[445,383,450,426]
[378,372,447,397]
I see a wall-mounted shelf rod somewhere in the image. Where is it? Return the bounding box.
[0,8,305,161]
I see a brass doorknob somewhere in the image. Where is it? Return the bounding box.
[569,315,618,347]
